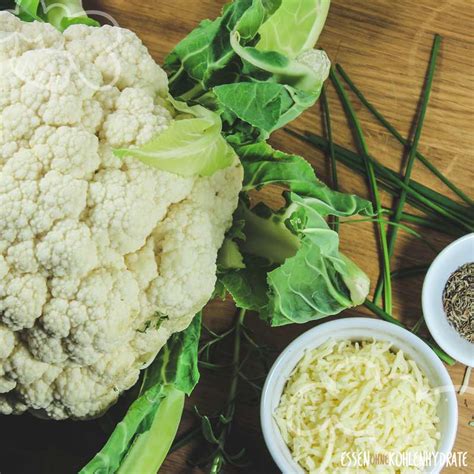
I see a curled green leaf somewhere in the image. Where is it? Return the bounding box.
[165,0,331,142]
[230,30,330,93]
[219,194,370,326]
[256,0,331,57]
[114,101,236,177]
[238,141,373,216]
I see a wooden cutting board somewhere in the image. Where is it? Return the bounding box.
[95,0,474,472]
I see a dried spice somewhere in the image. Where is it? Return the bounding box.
[442,263,474,343]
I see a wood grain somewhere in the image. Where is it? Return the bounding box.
[89,0,474,472]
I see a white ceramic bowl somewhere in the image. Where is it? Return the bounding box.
[260,318,458,474]
[422,233,474,366]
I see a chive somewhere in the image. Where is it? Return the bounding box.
[425,340,456,366]
[302,131,471,229]
[396,211,463,237]
[368,153,472,229]
[320,86,339,232]
[335,64,473,207]
[296,131,474,232]
[409,180,474,222]
[330,69,393,314]
[363,299,402,326]
[363,300,455,365]
[302,128,468,217]
[285,127,472,233]
[365,148,468,225]
[373,34,442,303]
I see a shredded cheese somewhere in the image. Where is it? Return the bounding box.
[274,339,440,473]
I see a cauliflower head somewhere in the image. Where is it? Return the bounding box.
[0,12,242,420]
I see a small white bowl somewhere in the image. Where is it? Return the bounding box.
[260,318,458,474]
[422,233,474,366]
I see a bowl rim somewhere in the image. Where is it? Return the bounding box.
[260,317,458,474]
[422,233,474,366]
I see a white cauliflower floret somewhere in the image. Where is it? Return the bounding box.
[0,324,16,359]
[36,219,99,277]
[0,12,63,61]
[0,273,47,330]
[31,126,101,179]
[1,103,40,141]
[36,170,88,224]
[0,12,243,420]
[63,24,168,94]
[6,240,39,274]
[3,148,43,180]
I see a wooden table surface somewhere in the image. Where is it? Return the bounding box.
[3,1,470,473]
[86,0,474,472]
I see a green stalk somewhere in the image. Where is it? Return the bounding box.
[178,82,206,102]
[330,68,392,313]
[389,34,441,248]
[369,154,471,228]
[41,0,99,31]
[297,131,473,232]
[409,180,474,219]
[396,211,463,237]
[285,130,443,222]
[117,386,185,474]
[320,86,339,232]
[425,340,456,366]
[373,34,441,303]
[363,299,402,326]
[209,308,246,473]
[363,300,455,366]
[307,132,471,226]
[303,131,469,220]
[335,64,473,206]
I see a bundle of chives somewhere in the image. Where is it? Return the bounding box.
[287,33,473,365]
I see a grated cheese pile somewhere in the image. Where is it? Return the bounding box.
[274,339,440,473]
